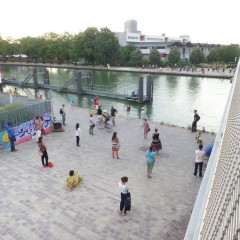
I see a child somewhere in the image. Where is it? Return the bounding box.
[195,132,203,144]
[66,170,83,191]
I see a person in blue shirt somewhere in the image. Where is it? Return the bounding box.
[4,122,16,152]
[146,146,156,178]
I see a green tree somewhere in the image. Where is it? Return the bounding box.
[118,45,136,66]
[95,27,120,66]
[149,48,161,66]
[218,45,240,63]
[189,47,205,64]
[207,48,219,63]
[168,47,180,66]
[130,49,143,67]
[71,32,84,64]
[81,27,99,65]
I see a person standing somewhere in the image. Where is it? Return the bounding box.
[97,106,103,122]
[192,110,200,132]
[140,107,146,127]
[111,106,117,127]
[126,103,131,120]
[112,132,120,159]
[94,96,99,109]
[69,95,75,110]
[89,114,95,135]
[75,123,81,146]
[34,116,42,142]
[61,104,66,125]
[151,129,162,154]
[146,146,157,178]
[193,144,205,177]
[39,116,45,135]
[118,176,130,216]
[4,122,16,152]
[38,136,48,167]
[143,118,150,139]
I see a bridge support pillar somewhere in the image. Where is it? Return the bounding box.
[77,71,82,94]
[146,75,153,101]
[33,67,39,99]
[138,76,144,103]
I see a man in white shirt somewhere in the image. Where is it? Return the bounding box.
[193,144,205,177]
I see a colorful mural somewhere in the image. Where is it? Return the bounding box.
[0,113,51,151]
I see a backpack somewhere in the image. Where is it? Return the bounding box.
[196,114,200,121]
[60,108,63,114]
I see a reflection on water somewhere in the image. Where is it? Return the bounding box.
[1,66,231,132]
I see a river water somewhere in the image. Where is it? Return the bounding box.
[1,65,231,132]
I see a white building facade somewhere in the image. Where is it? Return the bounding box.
[116,20,218,61]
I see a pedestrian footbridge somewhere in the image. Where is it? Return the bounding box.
[185,60,240,239]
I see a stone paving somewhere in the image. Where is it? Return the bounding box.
[0,105,215,240]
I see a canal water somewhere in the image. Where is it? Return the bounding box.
[1,65,231,132]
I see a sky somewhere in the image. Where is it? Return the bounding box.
[1,0,239,45]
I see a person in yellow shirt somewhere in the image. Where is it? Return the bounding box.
[66,170,83,191]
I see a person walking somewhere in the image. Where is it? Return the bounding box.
[4,122,17,152]
[112,132,120,159]
[193,144,205,177]
[192,110,200,132]
[146,146,156,178]
[143,118,150,139]
[151,128,162,154]
[126,103,131,120]
[111,106,117,127]
[38,136,49,167]
[75,123,81,146]
[89,114,95,135]
[140,107,146,127]
[61,104,66,125]
[118,176,130,216]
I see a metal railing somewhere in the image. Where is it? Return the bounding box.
[0,93,51,131]
[185,60,240,239]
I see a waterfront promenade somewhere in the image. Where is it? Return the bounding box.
[0,62,234,79]
[0,105,215,240]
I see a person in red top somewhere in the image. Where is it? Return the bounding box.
[94,96,99,109]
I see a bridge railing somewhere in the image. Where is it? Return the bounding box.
[185,60,240,240]
[82,83,131,96]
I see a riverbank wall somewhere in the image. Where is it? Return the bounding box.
[0,62,234,79]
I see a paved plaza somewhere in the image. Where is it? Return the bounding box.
[0,105,215,240]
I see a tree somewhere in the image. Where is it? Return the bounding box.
[168,47,180,66]
[207,48,219,63]
[189,47,205,64]
[95,27,120,66]
[149,48,161,66]
[130,49,143,67]
[218,45,240,63]
[81,27,99,65]
[118,45,136,66]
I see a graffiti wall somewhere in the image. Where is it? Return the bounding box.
[0,113,51,151]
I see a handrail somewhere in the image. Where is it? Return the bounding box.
[185,58,240,239]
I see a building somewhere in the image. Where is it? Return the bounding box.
[116,20,219,61]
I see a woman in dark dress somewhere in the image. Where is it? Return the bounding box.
[38,136,49,167]
[151,129,162,154]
